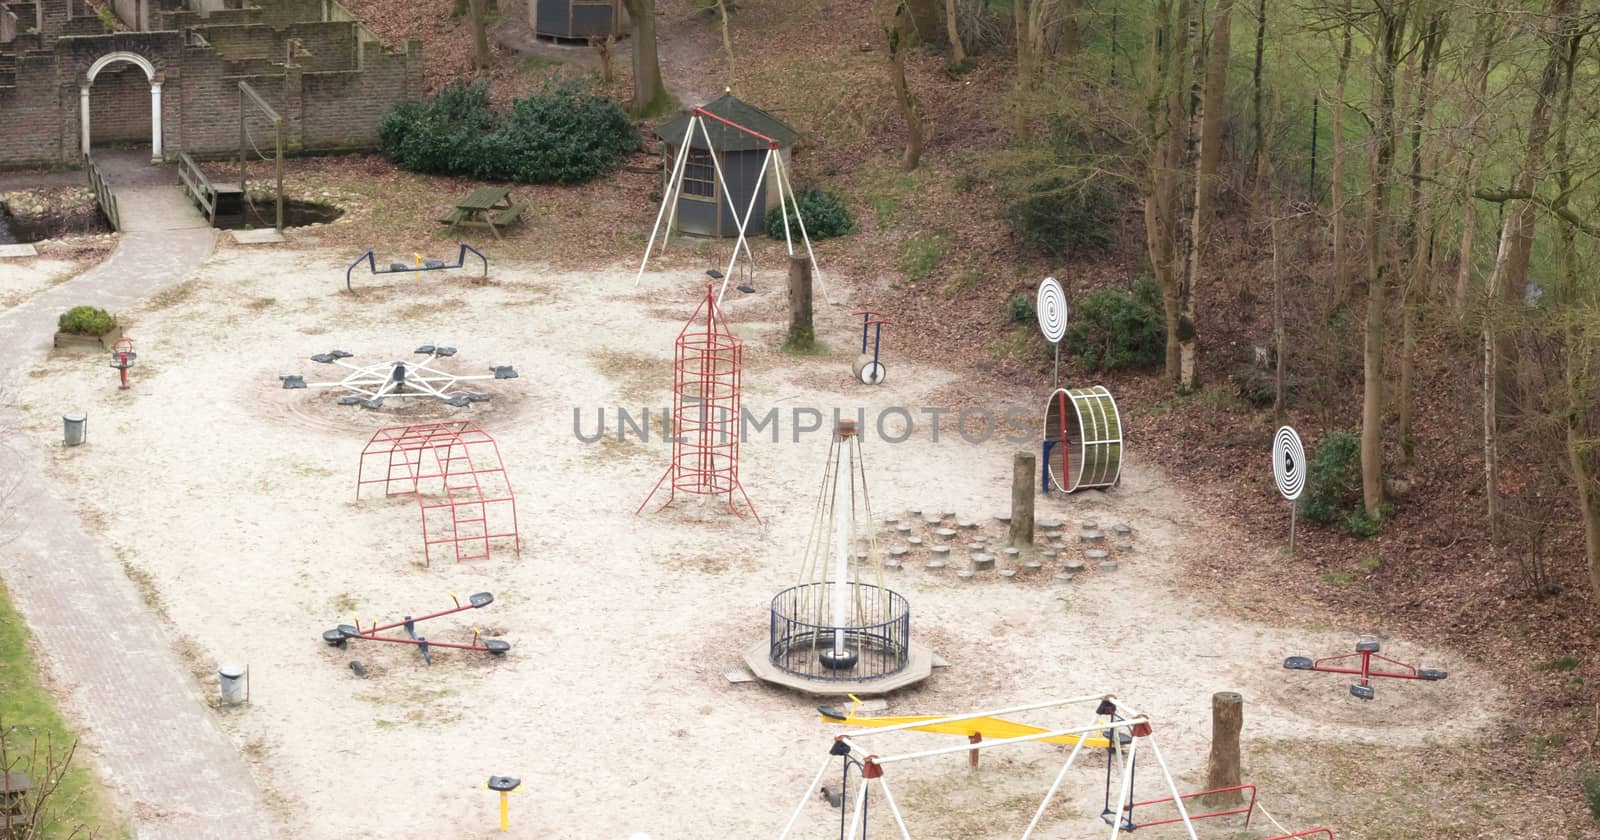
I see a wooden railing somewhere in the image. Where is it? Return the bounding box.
[85,154,120,232]
[177,152,217,225]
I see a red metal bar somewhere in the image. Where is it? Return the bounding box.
[358,598,481,635]
[349,634,493,653]
[1309,651,1422,681]
[1266,830,1333,840]
[1123,784,1256,830]
[691,106,779,149]
[1056,391,1070,490]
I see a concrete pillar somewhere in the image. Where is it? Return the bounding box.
[150,81,163,162]
[79,85,90,157]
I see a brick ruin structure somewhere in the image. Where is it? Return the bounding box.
[0,0,422,167]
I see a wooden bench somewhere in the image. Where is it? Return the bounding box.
[489,203,528,228]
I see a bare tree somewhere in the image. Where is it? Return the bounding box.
[620,0,672,116]
[1329,5,1352,302]
[882,0,925,170]
[468,0,491,74]
[1143,0,1193,386]
[944,0,966,64]
[1,715,95,839]
[1454,0,1500,319]
[1397,11,1443,465]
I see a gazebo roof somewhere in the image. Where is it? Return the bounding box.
[655,92,800,153]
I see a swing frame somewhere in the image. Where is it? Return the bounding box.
[778,694,1202,840]
[635,107,829,306]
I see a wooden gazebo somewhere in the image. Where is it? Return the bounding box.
[654,93,800,238]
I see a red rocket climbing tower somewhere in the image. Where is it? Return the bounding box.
[637,284,759,523]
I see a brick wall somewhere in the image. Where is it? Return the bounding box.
[0,50,61,166]
[281,21,354,71]
[87,63,149,144]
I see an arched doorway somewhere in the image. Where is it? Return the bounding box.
[79,51,162,162]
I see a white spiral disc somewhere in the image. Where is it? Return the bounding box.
[1036,277,1068,344]
[1273,426,1306,501]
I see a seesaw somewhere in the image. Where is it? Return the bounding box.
[322,591,509,666]
[1284,634,1447,700]
[346,242,488,291]
[818,695,1112,758]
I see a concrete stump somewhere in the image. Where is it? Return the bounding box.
[1064,558,1085,572]
[1115,542,1134,552]
[1008,451,1036,548]
[1085,549,1109,560]
[1101,560,1119,571]
[972,554,995,571]
[999,569,1017,581]
[1113,523,1133,536]
[1080,531,1106,543]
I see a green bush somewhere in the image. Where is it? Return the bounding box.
[1008,293,1034,324]
[379,81,637,185]
[1344,508,1383,539]
[1004,176,1117,258]
[1584,771,1600,819]
[1298,430,1360,525]
[1063,276,1165,372]
[57,306,116,335]
[765,188,855,240]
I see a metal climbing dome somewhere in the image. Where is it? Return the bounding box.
[357,421,521,565]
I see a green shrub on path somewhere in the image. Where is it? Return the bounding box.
[378,81,637,185]
[1062,276,1165,372]
[58,305,116,335]
[765,188,854,240]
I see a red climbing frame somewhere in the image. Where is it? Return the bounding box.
[357,421,521,565]
[637,284,759,523]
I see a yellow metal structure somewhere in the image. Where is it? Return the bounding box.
[818,696,1112,750]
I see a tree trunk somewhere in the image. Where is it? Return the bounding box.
[1202,692,1244,807]
[1330,13,1351,304]
[620,0,670,116]
[1359,5,1405,518]
[1490,0,1574,407]
[1014,0,1031,85]
[1249,0,1266,200]
[714,0,735,89]
[468,0,491,73]
[906,0,942,43]
[1272,215,1284,423]
[883,0,924,171]
[1455,1,1498,320]
[1398,14,1442,466]
[943,0,965,63]
[1008,451,1037,548]
[785,255,814,351]
[1179,0,1231,393]
[1145,0,1189,385]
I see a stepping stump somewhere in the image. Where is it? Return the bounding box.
[1037,517,1063,529]
[958,519,978,530]
[1101,559,1119,572]
[1085,549,1109,561]
[967,543,987,555]
[1022,560,1042,571]
[998,569,1018,581]
[895,523,913,534]
[1113,524,1133,537]
[1115,542,1134,552]
[1063,558,1086,572]
[972,554,995,572]
[1039,549,1058,562]
[924,514,943,525]
[1001,547,1021,563]
[929,546,951,561]
[996,514,1012,524]
[885,559,902,569]
[890,546,909,560]
[1080,531,1106,543]
[1041,530,1061,540]
[907,536,923,546]
[1055,572,1075,582]
[934,528,957,540]
[926,559,948,571]
[942,510,957,520]
[1081,521,1099,530]
[956,570,974,581]
[907,508,922,517]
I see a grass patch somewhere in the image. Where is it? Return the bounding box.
[1539,655,1581,672]
[1322,569,1355,585]
[144,279,201,311]
[1357,554,1382,573]
[987,325,1048,364]
[939,270,982,299]
[0,583,125,839]
[331,592,358,615]
[589,350,670,403]
[896,229,949,283]
[860,161,925,228]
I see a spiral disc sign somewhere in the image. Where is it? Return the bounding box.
[1273,426,1306,501]
[1036,277,1068,344]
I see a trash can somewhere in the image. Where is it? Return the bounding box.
[219,665,247,705]
[62,413,87,447]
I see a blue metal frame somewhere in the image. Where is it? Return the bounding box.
[345,243,489,291]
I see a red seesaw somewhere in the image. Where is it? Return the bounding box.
[322,591,509,665]
[1284,634,1446,700]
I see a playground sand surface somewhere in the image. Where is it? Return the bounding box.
[13,248,1505,839]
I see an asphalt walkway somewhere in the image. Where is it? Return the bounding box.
[0,153,276,839]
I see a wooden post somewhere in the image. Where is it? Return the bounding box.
[1201,691,1244,806]
[785,254,814,351]
[1007,451,1035,548]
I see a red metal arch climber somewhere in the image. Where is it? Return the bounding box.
[357,421,520,565]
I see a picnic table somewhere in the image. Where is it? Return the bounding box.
[444,187,527,241]
[2,772,31,837]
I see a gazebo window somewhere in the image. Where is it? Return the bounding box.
[682,148,716,200]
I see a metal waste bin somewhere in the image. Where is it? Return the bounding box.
[219,664,247,704]
[62,413,87,447]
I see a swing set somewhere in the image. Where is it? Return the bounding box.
[636,106,828,306]
[787,693,1333,840]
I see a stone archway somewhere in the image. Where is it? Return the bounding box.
[79,51,163,162]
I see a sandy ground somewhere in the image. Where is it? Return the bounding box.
[0,257,81,309]
[14,247,1503,839]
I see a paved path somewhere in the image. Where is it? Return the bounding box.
[0,161,276,839]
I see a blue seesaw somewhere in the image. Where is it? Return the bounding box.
[346,243,488,292]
